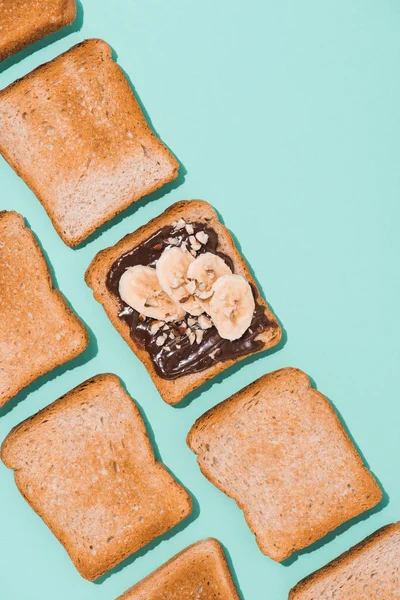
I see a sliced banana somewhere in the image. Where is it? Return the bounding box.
[156,247,203,316]
[119,265,185,321]
[208,274,255,341]
[186,252,232,312]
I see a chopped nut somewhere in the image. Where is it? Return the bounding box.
[139,313,146,322]
[167,237,179,246]
[162,324,170,331]
[187,317,197,327]
[190,249,197,257]
[169,331,176,339]
[187,330,196,345]
[196,329,204,344]
[185,224,194,235]
[149,321,164,335]
[198,314,212,329]
[173,218,186,230]
[179,295,190,304]
[156,334,167,346]
[176,344,181,349]
[178,324,187,335]
[180,241,188,253]
[196,231,209,245]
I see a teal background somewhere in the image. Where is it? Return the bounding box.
[0,1,399,598]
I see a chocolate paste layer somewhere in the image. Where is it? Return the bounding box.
[107,223,277,379]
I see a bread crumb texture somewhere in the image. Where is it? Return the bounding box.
[187,367,382,561]
[0,0,76,62]
[0,374,192,580]
[290,521,400,599]
[0,39,179,246]
[0,211,88,407]
[117,538,240,600]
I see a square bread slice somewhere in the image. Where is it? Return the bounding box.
[187,368,382,562]
[0,211,88,408]
[0,0,76,63]
[85,200,282,405]
[0,374,192,580]
[290,522,400,599]
[116,538,240,600]
[0,39,179,246]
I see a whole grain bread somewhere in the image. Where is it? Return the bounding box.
[0,0,76,63]
[0,211,88,408]
[116,538,240,600]
[187,368,382,562]
[289,521,400,599]
[1,373,192,580]
[0,39,179,246]
[85,200,282,405]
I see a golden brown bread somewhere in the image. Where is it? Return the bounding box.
[0,210,88,408]
[290,522,400,599]
[0,39,179,246]
[1,374,192,580]
[116,538,240,600]
[187,368,382,562]
[0,0,76,62]
[85,200,282,405]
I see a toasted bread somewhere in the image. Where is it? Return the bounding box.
[0,39,179,246]
[187,368,382,561]
[0,211,88,408]
[290,522,400,599]
[85,200,282,405]
[0,0,76,62]
[1,374,192,580]
[116,538,240,600]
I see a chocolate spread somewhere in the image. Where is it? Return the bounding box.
[106,223,277,379]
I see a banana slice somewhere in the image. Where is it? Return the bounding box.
[156,247,203,316]
[119,265,185,321]
[208,274,255,340]
[187,252,232,312]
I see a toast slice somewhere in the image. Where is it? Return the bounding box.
[187,368,382,562]
[116,538,240,600]
[290,522,400,599]
[1,374,192,580]
[85,200,282,405]
[0,39,179,246]
[0,0,76,63]
[0,211,88,408]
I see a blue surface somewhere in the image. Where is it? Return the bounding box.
[0,1,399,599]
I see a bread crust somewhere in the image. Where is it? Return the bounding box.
[1,374,192,580]
[0,39,179,246]
[0,210,88,408]
[0,0,77,62]
[85,200,282,405]
[116,538,240,600]
[289,521,400,598]
[187,368,382,561]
